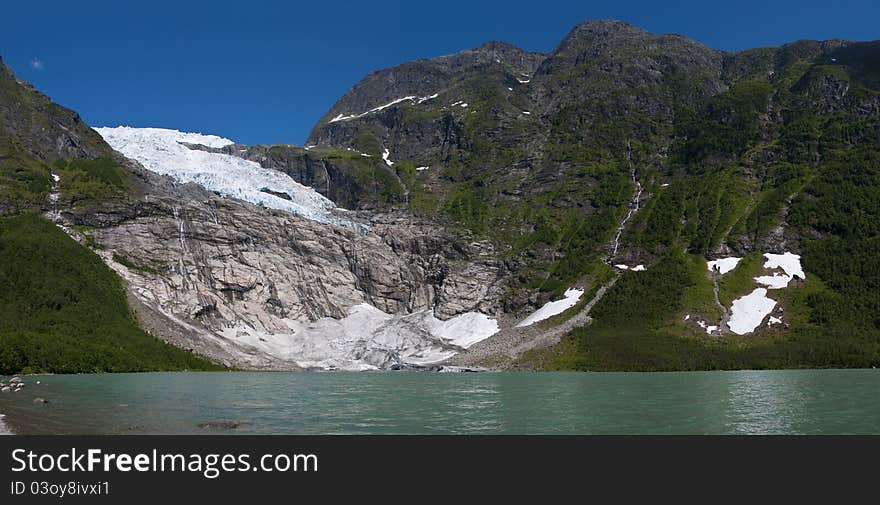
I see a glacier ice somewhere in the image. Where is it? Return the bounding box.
[94,126,360,229]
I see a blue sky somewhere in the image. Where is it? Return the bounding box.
[1,0,876,145]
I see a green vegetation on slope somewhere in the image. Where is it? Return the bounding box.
[1,139,131,208]
[520,43,880,371]
[0,137,52,205]
[524,252,879,371]
[0,213,221,374]
[54,157,132,201]
[322,37,880,373]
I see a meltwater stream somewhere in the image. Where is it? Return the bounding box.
[0,370,878,434]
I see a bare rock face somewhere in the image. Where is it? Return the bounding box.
[67,168,506,370]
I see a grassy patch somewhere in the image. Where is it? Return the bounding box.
[717,252,763,306]
[54,157,131,201]
[112,253,163,275]
[680,254,722,321]
[0,138,52,203]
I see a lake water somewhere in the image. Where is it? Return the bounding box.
[1,369,878,434]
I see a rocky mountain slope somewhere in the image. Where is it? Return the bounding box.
[1,19,879,372]
[299,20,880,369]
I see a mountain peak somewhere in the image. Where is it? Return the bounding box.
[564,19,651,42]
[475,40,525,53]
[537,18,721,79]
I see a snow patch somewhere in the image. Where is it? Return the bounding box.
[415,166,430,171]
[329,93,438,122]
[768,316,782,326]
[615,264,645,271]
[515,288,584,328]
[707,257,742,275]
[728,288,777,335]
[329,96,415,122]
[754,253,805,289]
[763,253,805,279]
[755,274,792,289]
[696,320,719,334]
[427,312,500,348]
[381,148,394,167]
[95,127,358,229]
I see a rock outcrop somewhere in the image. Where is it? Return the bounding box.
[63,164,506,370]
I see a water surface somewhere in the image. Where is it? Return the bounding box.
[1,369,878,434]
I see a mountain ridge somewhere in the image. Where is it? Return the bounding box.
[1,19,879,372]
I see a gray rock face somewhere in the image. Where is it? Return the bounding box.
[224,144,391,210]
[67,168,506,370]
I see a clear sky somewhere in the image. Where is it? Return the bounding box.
[1,0,876,145]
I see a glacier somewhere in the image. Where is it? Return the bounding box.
[94,126,359,229]
[219,303,500,370]
[87,126,503,371]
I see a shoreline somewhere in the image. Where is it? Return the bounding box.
[3,365,877,377]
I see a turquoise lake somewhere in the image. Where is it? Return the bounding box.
[1,369,878,434]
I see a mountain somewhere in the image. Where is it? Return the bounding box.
[300,19,880,370]
[1,19,879,373]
